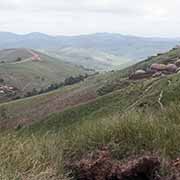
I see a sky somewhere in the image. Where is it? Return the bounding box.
[0,0,180,37]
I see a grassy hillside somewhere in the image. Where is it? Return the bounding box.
[1,73,180,179]
[113,46,180,78]
[1,47,180,128]
[41,48,132,71]
[0,48,32,63]
[1,48,180,179]
[0,48,92,103]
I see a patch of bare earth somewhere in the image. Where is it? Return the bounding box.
[69,148,180,180]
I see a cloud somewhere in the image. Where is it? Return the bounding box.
[0,0,144,15]
[0,0,180,37]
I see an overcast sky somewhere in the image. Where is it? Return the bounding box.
[0,0,180,37]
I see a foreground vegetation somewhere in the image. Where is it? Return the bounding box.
[1,103,180,179]
[1,72,180,179]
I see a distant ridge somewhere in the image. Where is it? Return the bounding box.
[0,31,179,53]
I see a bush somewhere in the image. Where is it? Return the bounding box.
[15,57,22,62]
[23,74,89,99]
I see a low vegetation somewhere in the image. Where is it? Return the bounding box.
[24,74,89,98]
[0,48,92,103]
[1,48,180,179]
[1,101,180,179]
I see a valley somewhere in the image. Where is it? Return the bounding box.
[40,47,132,71]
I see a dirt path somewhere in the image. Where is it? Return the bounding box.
[158,90,164,110]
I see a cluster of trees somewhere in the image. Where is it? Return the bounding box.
[15,57,22,62]
[24,88,39,98]
[64,74,88,86]
[0,78,4,83]
[24,74,89,98]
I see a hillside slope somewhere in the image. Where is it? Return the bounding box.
[1,47,180,128]
[0,48,33,63]
[40,48,133,71]
[1,72,180,179]
[0,48,91,103]
[1,47,180,179]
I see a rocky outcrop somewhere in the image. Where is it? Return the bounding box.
[71,149,162,180]
[150,64,167,71]
[135,70,146,75]
[129,70,154,80]
[70,148,180,180]
[166,64,177,73]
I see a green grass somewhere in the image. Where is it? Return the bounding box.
[0,48,32,63]
[1,73,180,179]
[41,47,132,71]
[0,49,90,104]
[0,53,88,89]
[1,102,180,179]
[0,72,163,129]
[2,48,180,179]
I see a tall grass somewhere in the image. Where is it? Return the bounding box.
[0,133,69,180]
[1,103,180,179]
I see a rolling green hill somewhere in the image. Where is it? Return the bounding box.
[0,48,92,103]
[0,48,32,63]
[40,48,133,71]
[1,47,180,179]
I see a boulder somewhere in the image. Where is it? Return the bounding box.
[175,59,180,67]
[134,69,146,75]
[166,64,177,73]
[150,63,167,71]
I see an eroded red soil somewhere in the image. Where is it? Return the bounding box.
[70,148,180,180]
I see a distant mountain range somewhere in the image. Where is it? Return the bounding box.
[0,32,179,55]
[0,32,180,71]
